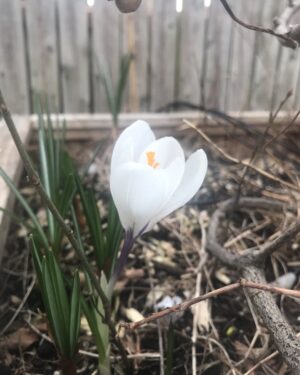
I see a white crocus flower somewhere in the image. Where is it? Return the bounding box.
[110,120,208,238]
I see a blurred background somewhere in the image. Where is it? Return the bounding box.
[0,0,299,114]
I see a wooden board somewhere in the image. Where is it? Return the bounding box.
[120,1,149,112]
[93,0,121,112]
[57,0,89,113]
[0,117,31,262]
[0,0,300,113]
[25,0,59,110]
[150,0,177,111]
[29,111,300,139]
[0,0,28,113]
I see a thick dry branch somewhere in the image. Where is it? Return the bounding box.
[242,267,300,371]
[206,197,299,267]
[219,0,298,49]
[206,196,300,371]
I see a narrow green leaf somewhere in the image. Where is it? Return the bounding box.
[115,54,132,114]
[165,322,175,375]
[38,109,55,242]
[47,251,70,331]
[81,294,107,362]
[69,270,81,358]
[0,167,48,249]
[75,174,105,270]
[42,256,66,353]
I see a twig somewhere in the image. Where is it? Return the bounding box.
[206,197,300,266]
[242,333,300,375]
[184,119,300,193]
[1,277,36,335]
[192,213,208,375]
[235,90,293,202]
[205,194,300,371]
[145,255,165,375]
[0,89,129,366]
[79,350,161,361]
[243,350,279,375]
[269,89,293,123]
[262,110,300,151]
[120,279,300,330]
[219,0,298,49]
[235,290,262,367]
[197,335,238,375]
[26,319,161,363]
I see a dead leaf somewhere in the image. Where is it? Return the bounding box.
[122,308,144,323]
[146,285,164,307]
[0,328,39,351]
[192,299,211,332]
[81,316,92,336]
[215,268,231,285]
[124,268,145,279]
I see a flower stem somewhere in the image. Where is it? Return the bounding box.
[111,230,134,284]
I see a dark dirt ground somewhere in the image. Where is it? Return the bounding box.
[0,124,300,375]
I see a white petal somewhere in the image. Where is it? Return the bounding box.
[148,149,208,227]
[138,137,185,169]
[111,120,155,173]
[110,162,174,236]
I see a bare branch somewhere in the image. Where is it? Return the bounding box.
[219,0,298,49]
[120,279,300,331]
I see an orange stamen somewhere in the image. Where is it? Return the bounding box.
[146,151,160,169]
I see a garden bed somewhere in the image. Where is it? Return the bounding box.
[0,112,300,374]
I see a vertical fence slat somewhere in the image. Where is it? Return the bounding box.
[93,0,120,113]
[0,0,28,113]
[57,0,89,113]
[248,0,286,111]
[26,0,58,111]
[121,0,149,112]
[134,1,151,111]
[225,0,256,110]
[204,0,233,109]
[150,0,177,111]
[179,0,204,106]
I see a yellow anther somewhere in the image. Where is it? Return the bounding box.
[146,151,160,169]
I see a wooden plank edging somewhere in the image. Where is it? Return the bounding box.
[29,111,300,139]
[0,116,31,262]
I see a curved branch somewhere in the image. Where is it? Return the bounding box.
[206,196,300,371]
[219,0,298,49]
[207,197,298,267]
[242,267,300,371]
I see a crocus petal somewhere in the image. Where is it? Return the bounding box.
[110,148,186,236]
[138,137,185,169]
[111,120,155,173]
[147,149,207,229]
[110,162,170,236]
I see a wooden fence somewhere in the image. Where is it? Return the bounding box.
[0,0,299,114]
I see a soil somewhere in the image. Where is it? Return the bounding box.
[0,128,300,375]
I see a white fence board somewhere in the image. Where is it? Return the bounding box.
[0,0,28,113]
[0,0,299,113]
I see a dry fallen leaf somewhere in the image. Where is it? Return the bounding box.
[215,268,231,285]
[146,285,164,307]
[122,307,144,323]
[0,328,39,351]
[124,268,145,280]
[192,299,211,332]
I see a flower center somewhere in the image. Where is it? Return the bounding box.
[146,151,160,169]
